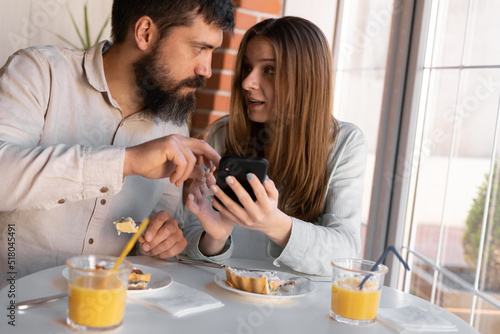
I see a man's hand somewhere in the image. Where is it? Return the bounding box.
[124,134,220,186]
[138,210,187,258]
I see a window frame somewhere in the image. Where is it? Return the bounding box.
[364,0,500,327]
[362,0,430,288]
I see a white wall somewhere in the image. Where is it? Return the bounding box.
[283,0,338,48]
[1,0,338,66]
[0,0,113,66]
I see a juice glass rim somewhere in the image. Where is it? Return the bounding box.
[66,255,133,275]
[331,258,388,275]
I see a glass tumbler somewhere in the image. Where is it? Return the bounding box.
[330,258,388,325]
[66,255,132,331]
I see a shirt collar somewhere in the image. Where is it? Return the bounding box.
[84,40,112,93]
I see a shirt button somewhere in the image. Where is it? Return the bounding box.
[89,238,94,244]
[100,187,109,193]
[58,199,66,204]
[100,199,106,205]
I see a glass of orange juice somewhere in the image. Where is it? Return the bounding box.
[330,258,388,325]
[66,255,132,331]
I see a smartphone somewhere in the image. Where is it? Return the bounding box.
[214,156,269,208]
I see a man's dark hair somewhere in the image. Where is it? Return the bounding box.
[111,0,235,43]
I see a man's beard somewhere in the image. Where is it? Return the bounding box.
[133,48,206,126]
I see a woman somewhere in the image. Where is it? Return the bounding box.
[183,16,367,276]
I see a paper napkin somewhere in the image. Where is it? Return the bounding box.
[128,281,223,318]
[377,305,458,333]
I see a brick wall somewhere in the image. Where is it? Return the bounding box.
[191,0,282,138]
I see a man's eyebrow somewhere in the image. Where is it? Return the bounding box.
[192,41,218,50]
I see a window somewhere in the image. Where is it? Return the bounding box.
[332,0,500,333]
[332,0,396,255]
[402,0,500,332]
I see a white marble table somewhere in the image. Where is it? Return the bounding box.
[0,256,479,333]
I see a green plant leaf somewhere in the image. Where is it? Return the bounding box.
[84,4,91,49]
[53,1,109,50]
[95,15,111,45]
[67,5,85,49]
[52,32,80,50]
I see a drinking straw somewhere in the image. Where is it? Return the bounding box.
[358,245,410,290]
[101,218,150,288]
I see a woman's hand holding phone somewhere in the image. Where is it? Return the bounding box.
[210,171,293,248]
[213,156,269,208]
[188,156,293,252]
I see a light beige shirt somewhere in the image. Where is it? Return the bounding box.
[0,41,185,283]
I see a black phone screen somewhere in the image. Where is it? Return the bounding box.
[214,156,269,208]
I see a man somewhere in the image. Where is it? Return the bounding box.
[0,0,234,281]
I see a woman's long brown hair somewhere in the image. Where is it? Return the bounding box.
[212,16,339,222]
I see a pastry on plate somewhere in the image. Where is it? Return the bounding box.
[113,217,138,235]
[128,268,151,290]
[92,263,151,290]
[225,267,294,295]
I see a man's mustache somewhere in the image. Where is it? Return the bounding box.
[177,75,206,90]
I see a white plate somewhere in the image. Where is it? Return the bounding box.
[214,271,316,300]
[62,264,173,295]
